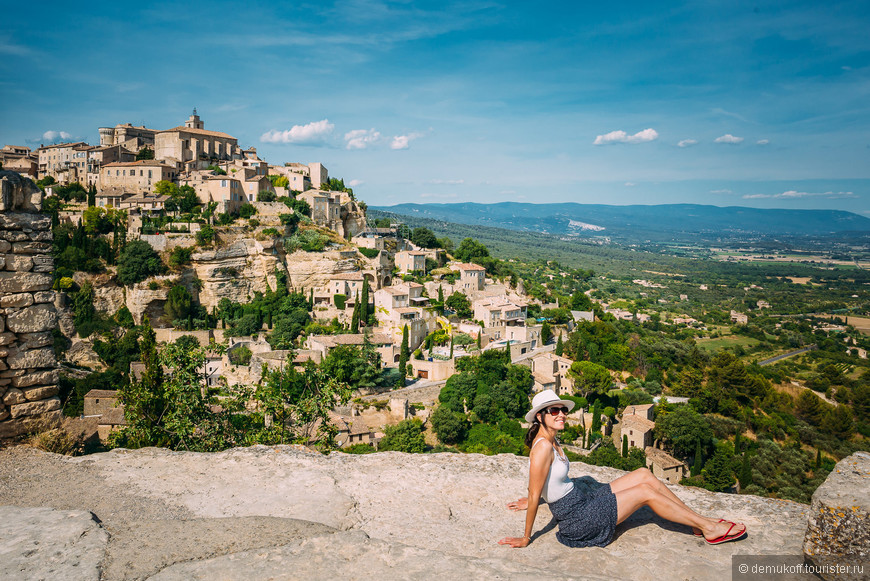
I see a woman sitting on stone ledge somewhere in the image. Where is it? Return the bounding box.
[498,390,747,549]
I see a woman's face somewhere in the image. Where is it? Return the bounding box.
[540,404,568,431]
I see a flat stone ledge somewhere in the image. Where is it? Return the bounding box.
[0,506,108,581]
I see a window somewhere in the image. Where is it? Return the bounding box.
[221,180,227,187]
[148,170,152,178]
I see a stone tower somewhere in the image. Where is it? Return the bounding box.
[185,108,204,130]
[0,171,61,438]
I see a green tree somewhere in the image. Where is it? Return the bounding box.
[453,237,490,263]
[165,285,193,323]
[622,434,629,457]
[136,146,155,160]
[87,184,96,207]
[430,405,469,445]
[445,291,472,318]
[655,406,714,461]
[398,325,410,386]
[116,240,165,286]
[701,448,736,492]
[541,321,552,344]
[379,418,426,453]
[568,361,612,399]
[257,190,277,202]
[411,227,438,249]
[238,203,256,219]
[795,390,826,426]
[821,405,854,439]
[555,334,564,356]
[350,293,360,333]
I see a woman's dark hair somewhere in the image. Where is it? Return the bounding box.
[524,412,543,449]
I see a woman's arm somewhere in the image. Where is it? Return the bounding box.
[498,441,551,548]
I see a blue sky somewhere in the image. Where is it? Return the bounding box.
[2,0,870,214]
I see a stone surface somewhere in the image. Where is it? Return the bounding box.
[6,346,56,369]
[0,271,52,293]
[2,387,25,405]
[4,254,33,272]
[32,290,55,304]
[22,385,59,401]
[804,452,870,579]
[9,396,60,418]
[75,447,811,580]
[0,292,33,309]
[18,331,53,350]
[11,369,59,389]
[0,506,108,581]
[0,409,60,437]
[11,241,52,255]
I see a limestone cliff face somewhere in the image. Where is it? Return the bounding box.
[283,248,363,292]
[189,239,284,310]
[3,446,849,581]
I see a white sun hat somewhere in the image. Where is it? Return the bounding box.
[524,389,576,423]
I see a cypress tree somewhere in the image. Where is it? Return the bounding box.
[437,285,444,304]
[351,292,360,333]
[309,288,314,310]
[476,331,481,349]
[555,334,564,356]
[591,401,601,434]
[815,448,822,471]
[449,334,454,358]
[397,325,409,387]
[692,439,703,477]
[622,434,629,457]
[87,184,96,207]
[739,452,753,488]
[541,321,552,344]
[361,279,370,325]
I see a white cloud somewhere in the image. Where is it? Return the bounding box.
[714,134,744,144]
[42,130,73,143]
[677,139,698,148]
[742,191,857,200]
[710,189,733,195]
[345,128,381,150]
[757,139,770,145]
[624,182,636,187]
[260,119,334,145]
[593,128,659,145]
[348,179,363,187]
[391,132,424,150]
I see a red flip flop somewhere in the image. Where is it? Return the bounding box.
[705,521,746,545]
[694,519,725,536]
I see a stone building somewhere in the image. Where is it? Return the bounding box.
[36,142,90,182]
[98,123,157,151]
[100,160,177,194]
[0,171,62,438]
[645,446,687,483]
[153,111,241,170]
[455,263,486,292]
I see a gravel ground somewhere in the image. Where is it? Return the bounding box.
[0,445,338,580]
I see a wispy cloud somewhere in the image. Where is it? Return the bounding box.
[677,139,697,148]
[756,139,770,145]
[715,134,744,144]
[624,182,636,187]
[345,128,381,150]
[427,179,464,185]
[594,128,658,145]
[0,40,33,57]
[711,108,749,123]
[743,190,857,200]
[260,120,334,145]
[391,132,424,150]
[348,179,363,187]
[710,189,733,195]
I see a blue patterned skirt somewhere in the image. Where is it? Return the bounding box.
[547,481,618,548]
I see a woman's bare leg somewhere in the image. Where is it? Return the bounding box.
[610,468,706,524]
[613,482,744,541]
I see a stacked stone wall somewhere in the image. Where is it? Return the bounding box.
[0,171,61,438]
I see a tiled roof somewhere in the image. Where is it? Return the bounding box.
[453,262,485,271]
[160,126,237,139]
[645,446,685,469]
[621,414,655,432]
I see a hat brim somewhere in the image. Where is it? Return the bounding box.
[524,399,575,423]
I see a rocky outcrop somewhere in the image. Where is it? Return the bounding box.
[1,445,845,580]
[0,172,60,438]
[189,239,283,310]
[804,452,869,579]
[283,248,362,292]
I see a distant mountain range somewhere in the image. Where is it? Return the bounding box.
[371,202,870,240]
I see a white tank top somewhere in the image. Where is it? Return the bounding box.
[531,438,574,503]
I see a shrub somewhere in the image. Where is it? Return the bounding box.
[196,224,215,245]
[168,245,193,268]
[342,443,376,454]
[248,218,260,228]
[333,294,347,309]
[238,203,256,219]
[358,247,380,259]
[257,191,277,202]
[116,240,165,286]
[228,345,252,365]
[261,228,280,237]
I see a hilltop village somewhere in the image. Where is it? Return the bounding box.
[1,112,868,507]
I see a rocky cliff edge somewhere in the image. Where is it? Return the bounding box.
[0,446,866,581]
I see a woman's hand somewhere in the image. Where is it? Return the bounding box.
[498,536,530,548]
[506,497,528,511]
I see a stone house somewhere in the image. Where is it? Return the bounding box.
[395,250,427,274]
[645,446,688,483]
[1,146,38,178]
[100,160,177,194]
[455,263,485,292]
[472,296,527,328]
[305,333,393,364]
[730,310,748,325]
[527,352,574,395]
[97,407,127,443]
[180,171,246,213]
[408,357,455,381]
[98,122,157,150]
[614,413,656,452]
[374,283,430,354]
[87,144,136,188]
[37,141,90,182]
[83,389,119,417]
[323,272,366,301]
